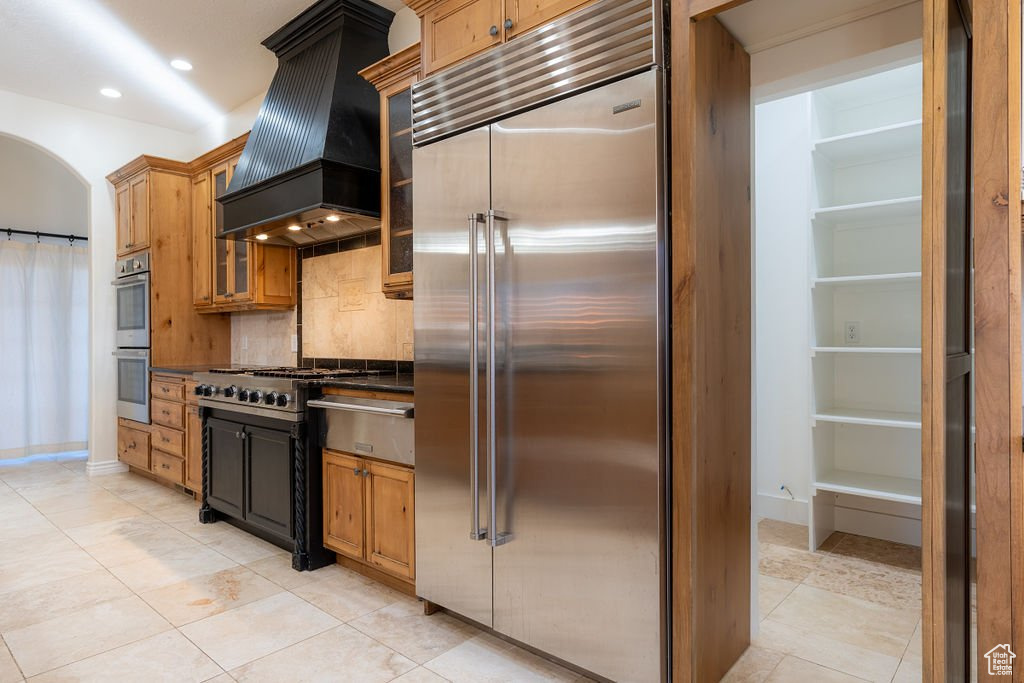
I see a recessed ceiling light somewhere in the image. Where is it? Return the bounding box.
[256,234,269,241]
[100,88,122,98]
[170,59,193,71]
[325,215,341,222]
[287,225,302,232]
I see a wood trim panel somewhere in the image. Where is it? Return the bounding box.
[921,1,946,678]
[688,0,752,21]
[671,8,751,681]
[971,0,1022,681]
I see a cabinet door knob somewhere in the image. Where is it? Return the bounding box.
[503,18,513,30]
[489,24,498,36]
[353,467,361,475]
[363,469,369,477]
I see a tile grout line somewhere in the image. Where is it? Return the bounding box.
[0,633,27,682]
[7,466,188,680]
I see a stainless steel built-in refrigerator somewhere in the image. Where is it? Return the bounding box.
[412,2,665,680]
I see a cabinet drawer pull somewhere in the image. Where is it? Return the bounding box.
[489,24,498,36]
[161,463,170,470]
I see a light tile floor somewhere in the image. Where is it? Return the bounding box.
[723,519,924,683]
[0,454,592,682]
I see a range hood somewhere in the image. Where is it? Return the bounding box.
[218,0,393,247]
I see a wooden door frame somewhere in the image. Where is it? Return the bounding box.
[959,3,1022,683]
[671,0,1022,681]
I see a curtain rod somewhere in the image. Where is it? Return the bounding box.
[4,228,88,243]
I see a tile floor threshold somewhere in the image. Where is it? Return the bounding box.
[0,454,592,682]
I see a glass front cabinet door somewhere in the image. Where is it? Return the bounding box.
[190,134,296,313]
[361,44,421,300]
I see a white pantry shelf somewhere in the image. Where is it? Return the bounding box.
[813,408,921,429]
[814,469,922,505]
[813,119,922,166]
[813,272,921,287]
[812,196,921,228]
[812,346,921,355]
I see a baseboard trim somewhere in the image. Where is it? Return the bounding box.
[756,492,809,525]
[86,460,129,477]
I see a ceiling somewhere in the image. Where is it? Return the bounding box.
[0,0,408,132]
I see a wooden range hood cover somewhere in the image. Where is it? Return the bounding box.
[219,0,392,247]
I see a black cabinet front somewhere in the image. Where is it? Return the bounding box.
[204,417,294,544]
[207,417,245,519]
[245,425,294,539]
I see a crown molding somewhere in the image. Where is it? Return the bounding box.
[189,132,251,174]
[106,155,192,184]
[359,43,421,89]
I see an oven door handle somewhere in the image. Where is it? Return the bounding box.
[112,350,150,359]
[111,273,149,286]
[307,399,414,418]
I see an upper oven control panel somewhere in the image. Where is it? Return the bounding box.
[116,252,150,278]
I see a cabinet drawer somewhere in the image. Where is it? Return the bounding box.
[152,380,185,402]
[151,450,184,485]
[152,399,185,430]
[151,425,184,457]
[117,425,150,470]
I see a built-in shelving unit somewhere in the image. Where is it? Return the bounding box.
[808,62,924,548]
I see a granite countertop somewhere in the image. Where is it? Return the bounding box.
[316,374,414,394]
[150,364,223,376]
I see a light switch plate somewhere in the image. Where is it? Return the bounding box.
[241,335,249,351]
[291,335,298,353]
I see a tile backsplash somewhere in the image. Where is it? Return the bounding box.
[231,310,297,366]
[301,244,413,362]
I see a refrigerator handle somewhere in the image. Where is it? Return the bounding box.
[487,209,511,548]
[468,213,488,542]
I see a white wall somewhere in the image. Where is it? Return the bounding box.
[0,136,88,235]
[0,88,196,474]
[389,8,420,53]
[754,94,813,523]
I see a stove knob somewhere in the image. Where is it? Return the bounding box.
[193,384,204,396]
[223,385,237,398]
[202,385,215,397]
[265,391,279,406]
[276,393,291,407]
[238,388,250,402]
[249,390,263,404]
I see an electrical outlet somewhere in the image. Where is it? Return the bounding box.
[844,321,861,345]
[241,335,249,351]
[291,334,298,353]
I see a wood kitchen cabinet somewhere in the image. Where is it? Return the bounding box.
[410,0,594,74]
[323,449,416,582]
[107,157,231,368]
[190,134,297,313]
[113,173,151,256]
[360,44,421,299]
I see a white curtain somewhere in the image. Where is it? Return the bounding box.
[0,238,89,458]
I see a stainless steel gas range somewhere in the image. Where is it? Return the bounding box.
[194,366,380,571]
